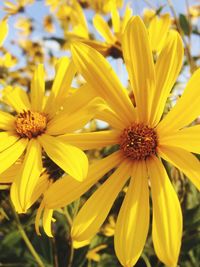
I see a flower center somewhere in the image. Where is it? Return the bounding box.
[15,110,47,139]
[120,123,157,160]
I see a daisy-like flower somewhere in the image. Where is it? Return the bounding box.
[0,57,101,213]
[39,16,200,266]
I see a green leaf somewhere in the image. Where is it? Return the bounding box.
[179,14,190,35]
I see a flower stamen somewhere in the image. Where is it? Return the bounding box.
[120,123,157,160]
[15,110,47,139]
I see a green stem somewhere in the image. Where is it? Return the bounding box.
[10,201,45,267]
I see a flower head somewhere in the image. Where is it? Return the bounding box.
[0,57,102,213]
[34,16,200,266]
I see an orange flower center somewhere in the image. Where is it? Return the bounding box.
[120,123,157,160]
[15,110,47,139]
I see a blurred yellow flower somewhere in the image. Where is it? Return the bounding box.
[3,0,34,15]
[41,16,200,266]
[14,17,33,36]
[43,15,55,33]
[0,19,9,47]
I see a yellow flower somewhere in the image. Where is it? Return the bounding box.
[43,15,55,33]
[41,16,200,266]
[14,17,33,36]
[85,0,123,14]
[0,52,17,68]
[0,57,101,213]
[86,244,107,262]
[92,3,132,57]
[3,0,34,15]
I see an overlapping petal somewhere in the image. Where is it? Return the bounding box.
[0,111,15,130]
[157,68,200,133]
[43,151,122,209]
[115,160,149,267]
[71,160,132,242]
[58,130,120,150]
[122,16,155,123]
[158,146,200,190]
[11,139,42,212]
[30,64,45,112]
[38,134,88,182]
[151,30,184,126]
[147,156,182,267]
[71,42,136,125]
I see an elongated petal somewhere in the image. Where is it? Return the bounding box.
[71,42,136,125]
[147,156,182,267]
[0,111,15,130]
[39,134,88,182]
[2,86,31,113]
[148,14,171,53]
[93,14,116,43]
[0,19,8,46]
[43,208,54,237]
[30,64,45,112]
[11,139,42,212]
[44,58,76,117]
[157,68,200,133]
[158,125,200,153]
[46,97,108,135]
[122,16,155,123]
[58,130,120,150]
[151,30,183,126]
[111,5,120,34]
[44,151,122,209]
[0,138,28,174]
[115,161,149,267]
[158,146,200,190]
[121,4,133,34]
[0,132,19,151]
[71,160,131,242]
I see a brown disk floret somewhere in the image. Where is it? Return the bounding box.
[120,123,157,160]
[15,110,47,139]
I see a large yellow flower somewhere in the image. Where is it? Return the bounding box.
[36,16,200,266]
[0,57,101,213]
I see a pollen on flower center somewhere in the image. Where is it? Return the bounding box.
[120,123,157,160]
[15,110,47,139]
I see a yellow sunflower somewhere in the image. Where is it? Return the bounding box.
[0,57,102,214]
[39,16,200,266]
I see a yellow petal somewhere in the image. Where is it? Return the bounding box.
[151,30,184,126]
[43,208,54,237]
[71,42,136,125]
[158,146,200,190]
[0,161,21,183]
[38,134,88,182]
[0,132,19,151]
[158,125,200,153]
[147,156,182,267]
[44,58,76,117]
[111,4,120,34]
[0,138,28,175]
[44,151,122,209]
[93,14,116,43]
[11,139,42,212]
[0,111,15,130]
[121,4,133,34]
[46,97,108,135]
[122,16,155,124]
[148,14,171,53]
[58,130,120,150]
[0,19,8,46]
[71,160,131,242]
[157,68,200,133]
[30,64,45,112]
[115,161,149,267]
[96,106,125,130]
[2,86,31,113]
